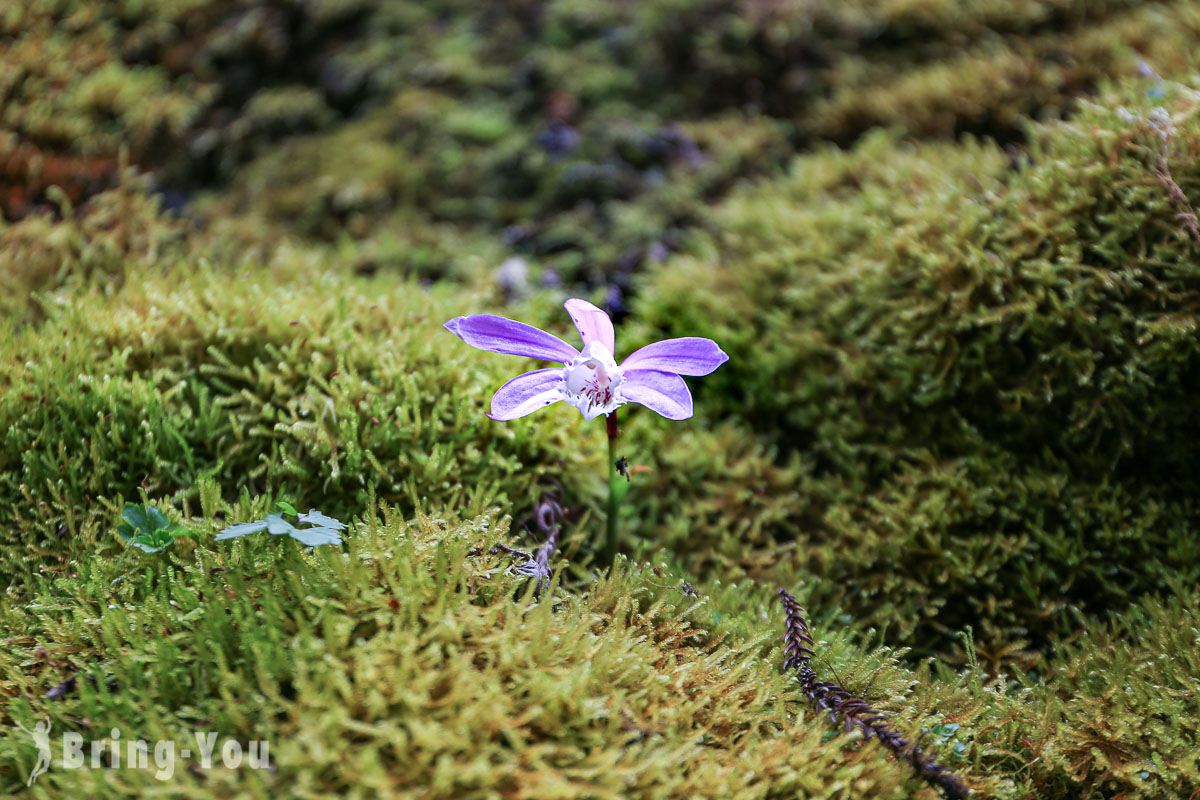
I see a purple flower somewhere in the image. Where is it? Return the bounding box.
[445,299,728,421]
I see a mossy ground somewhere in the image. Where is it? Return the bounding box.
[3,2,1200,798]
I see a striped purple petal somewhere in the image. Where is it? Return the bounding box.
[487,369,564,421]
[563,298,615,353]
[621,369,694,420]
[620,337,728,376]
[445,314,579,364]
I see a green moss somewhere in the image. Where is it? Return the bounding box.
[3,498,1198,797]
[807,3,1200,142]
[0,506,974,798]
[632,81,1200,652]
[7,0,1195,284]
[0,172,195,321]
[0,263,611,586]
[1029,586,1200,796]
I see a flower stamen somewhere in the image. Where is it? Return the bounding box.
[561,341,624,420]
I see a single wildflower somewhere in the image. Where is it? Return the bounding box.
[443,298,728,422]
[445,298,727,563]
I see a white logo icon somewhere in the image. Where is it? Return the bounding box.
[15,717,52,786]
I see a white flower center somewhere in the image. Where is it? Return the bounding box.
[560,341,624,420]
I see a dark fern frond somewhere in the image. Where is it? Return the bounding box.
[778,588,815,671]
[778,589,970,800]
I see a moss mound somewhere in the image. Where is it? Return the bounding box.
[5,0,1197,285]
[2,500,1198,798]
[0,262,608,585]
[633,82,1200,651]
[0,504,956,798]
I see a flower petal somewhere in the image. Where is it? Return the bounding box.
[488,369,565,421]
[621,369,694,420]
[620,337,728,376]
[563,298,615,353]
[445,314,578,363]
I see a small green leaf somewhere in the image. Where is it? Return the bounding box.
[275,500,298,517]
[129,539,170,553]
[288,527,342,547]
[118,503,185,552]
[121,504,152,535]
[298,509,346,530]
[129,528,175,553]
[215,520,269,540]
[145,506,174,533]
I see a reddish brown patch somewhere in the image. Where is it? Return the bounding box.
[0,137,118,218]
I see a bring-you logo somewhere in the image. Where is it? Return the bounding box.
[16,718,271,784]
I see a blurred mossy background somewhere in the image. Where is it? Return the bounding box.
[2,1,1200,797]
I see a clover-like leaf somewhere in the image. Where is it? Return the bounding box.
[118,503,188,552]
[266,514,295,535]
[213,509,340,547]
[297,509,346,530]
[214,520,269,540]
[287,527,343,547]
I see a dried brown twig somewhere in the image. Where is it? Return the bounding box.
[777,589,970,800]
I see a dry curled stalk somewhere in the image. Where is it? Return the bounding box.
[504,492,565,598]
[511,524,559,598]
[777,589,970,800]
[1148,110,1200,248]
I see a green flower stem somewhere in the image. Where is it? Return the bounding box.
[604,411,621,564]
